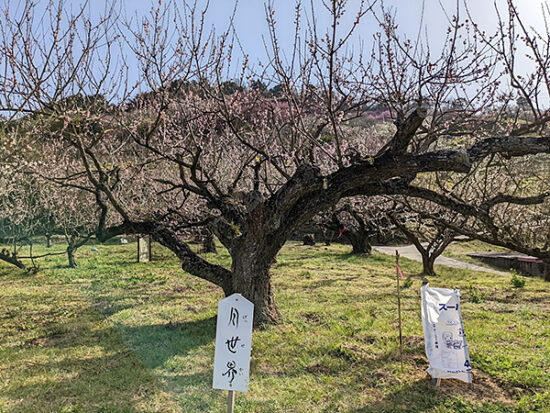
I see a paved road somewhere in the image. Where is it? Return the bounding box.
[372,244,509,275]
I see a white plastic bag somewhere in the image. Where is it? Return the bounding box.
[421,283,472,383]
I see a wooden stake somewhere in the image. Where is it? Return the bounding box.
[396,250,403,367]
[227,390,235,413]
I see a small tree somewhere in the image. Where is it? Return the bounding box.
[318,196,394,255]
[389,207,458,276]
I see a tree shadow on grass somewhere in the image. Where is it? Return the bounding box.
[347,379,446,413]
[2,316,181,412]
[112,317,223,410]
[91,298,139,317]
[247,332,449,412]
[3,353,155,412]
[114,316,217,369]
[24,312,216,360]
[4,309,218,412]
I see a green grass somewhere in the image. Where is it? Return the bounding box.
[0,240,549,412]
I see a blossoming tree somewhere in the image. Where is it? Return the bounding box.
[1,0,549,325]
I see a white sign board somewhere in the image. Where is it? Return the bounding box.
[213,294,254,393]
[421,283,472,383]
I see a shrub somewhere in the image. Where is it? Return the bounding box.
[467,285,483,303]
[511,272,526,288]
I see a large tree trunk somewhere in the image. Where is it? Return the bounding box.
[344,231,372,255]
[102,218,280,327]
[421,253,436,276]
[321,228,332,246]
[230,242,281,327]
[46,234,52,248]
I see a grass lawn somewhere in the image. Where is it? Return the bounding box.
[0,240,548,412]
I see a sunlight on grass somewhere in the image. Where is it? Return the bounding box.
[0,240,548,412]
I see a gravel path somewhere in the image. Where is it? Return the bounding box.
[372,244,509,275]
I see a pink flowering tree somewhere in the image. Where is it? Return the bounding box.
[0,120,54,269]
[388,197,463,277]
[312,196,396,255]
[2,0,550,325]
[0,146,100,269]
[39,184,100,268]
[396,159,550,270]
[0,171,40,269]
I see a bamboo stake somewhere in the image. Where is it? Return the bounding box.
[396,250,403,367]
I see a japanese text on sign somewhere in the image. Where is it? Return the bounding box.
[213,294,254,393]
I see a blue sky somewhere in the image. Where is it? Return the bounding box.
[107,0,546,85]
[5,0,547,102]
[112,0,546,57]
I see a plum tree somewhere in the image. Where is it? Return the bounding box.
[1,0,549,325]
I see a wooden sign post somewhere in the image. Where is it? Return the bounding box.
[213,294,254,412]
[137,236,152,263]
[227,390,235,412]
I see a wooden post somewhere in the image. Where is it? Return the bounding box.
[227,390,235,413]
[137,235,152,262]
[396,250,403,366]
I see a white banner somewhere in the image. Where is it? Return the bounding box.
[421,283,472,383]
[212,294,254,393]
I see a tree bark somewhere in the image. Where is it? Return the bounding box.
[67,246,77,268]
[65,234,93,268]
[542,260,550,282]
[46,234,52,248]
[302,233,315,246]
[230,242,281,327]
[321,228,332,246]
[202,231,217,253]
[344,230,372,255]
[421,253,436,276]
[0,251,26,269]
[149,226,234,296]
